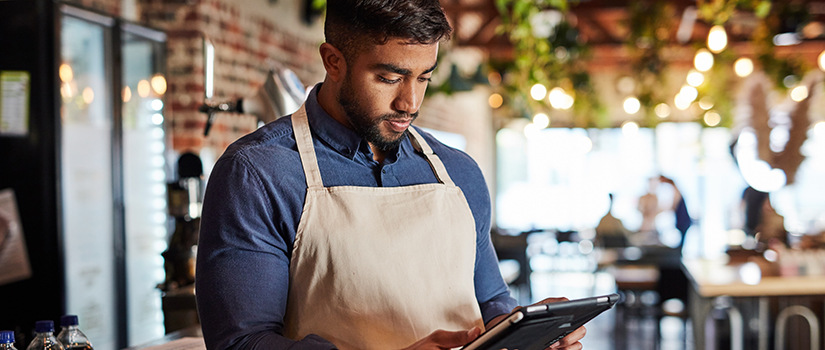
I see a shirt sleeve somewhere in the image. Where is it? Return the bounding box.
[474,215,520,325]
[195,152,336,350]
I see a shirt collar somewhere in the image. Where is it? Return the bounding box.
[304,83,407,162]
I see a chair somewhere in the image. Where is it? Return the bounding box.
[491,229,532,304]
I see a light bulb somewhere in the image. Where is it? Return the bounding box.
[623,97,641,114]
[532,113,550,128]
[707,25,728,53]
[694,49,714,72]
[734,58,754,77]
[530,84,547,100]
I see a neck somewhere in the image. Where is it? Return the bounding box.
[369,143,387,163]
[316,79,343,124]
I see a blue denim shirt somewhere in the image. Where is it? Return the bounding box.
[196,84,518,349]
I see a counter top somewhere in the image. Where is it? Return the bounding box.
[683,258,825,297]
[123,325,203,350]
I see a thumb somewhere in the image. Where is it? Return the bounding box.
[465,326,482,341]
[431,326,482,347]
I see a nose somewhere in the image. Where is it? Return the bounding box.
[392,80,422,115]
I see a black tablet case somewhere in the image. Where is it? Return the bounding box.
[463,293,620,350]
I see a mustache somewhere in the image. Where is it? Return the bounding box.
[379,111,419,121]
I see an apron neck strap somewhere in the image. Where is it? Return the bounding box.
[291,104,325,189]
[292,103,455,187]
[407,127,455,186]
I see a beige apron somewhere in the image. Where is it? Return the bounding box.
[283,104,484,349]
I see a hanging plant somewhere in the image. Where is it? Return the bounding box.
[696,0,771,25]
[624,0,677,127]
[696,0,809,90]
[693,0,811,129]
[749,2,811,90]
[693,48,738,128]
[493,0,606,128]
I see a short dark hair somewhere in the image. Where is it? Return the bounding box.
[324,0,452,60]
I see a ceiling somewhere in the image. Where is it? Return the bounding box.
[442,0,825,69]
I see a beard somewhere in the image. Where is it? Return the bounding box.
[337,75,418,152]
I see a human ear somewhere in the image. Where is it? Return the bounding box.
[319,43,346,82]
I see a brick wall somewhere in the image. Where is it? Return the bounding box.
[64,0,121,16]
[137,0,324,157]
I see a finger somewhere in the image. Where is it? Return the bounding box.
[536,297,569,305]
[429,327,481,347]
[548,341,583,350]
[557,326,586,345]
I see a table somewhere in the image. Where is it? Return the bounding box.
[123,325,203,349]
[683,258,825,350]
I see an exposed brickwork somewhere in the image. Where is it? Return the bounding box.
[63,0,121,16]
[137,0,324,156]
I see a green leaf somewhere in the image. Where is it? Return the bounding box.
[754,1,771,18]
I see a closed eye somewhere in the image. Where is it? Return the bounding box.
[378,75,401,84]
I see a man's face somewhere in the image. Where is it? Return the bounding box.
[337,40,439,151]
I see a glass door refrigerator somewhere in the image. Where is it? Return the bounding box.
[0,1,169,348]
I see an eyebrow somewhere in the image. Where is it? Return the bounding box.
[373,62,438,76]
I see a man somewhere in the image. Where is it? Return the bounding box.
[195,1,586,349]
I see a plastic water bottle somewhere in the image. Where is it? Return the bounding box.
[56,316,92,350]
[25,321,63,350]
[0,330,18,350]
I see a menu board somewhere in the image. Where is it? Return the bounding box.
[0,71,30,136]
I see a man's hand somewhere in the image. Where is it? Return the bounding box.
[484,298,588,350]
[535,297,586,350]
[401,327,482,350]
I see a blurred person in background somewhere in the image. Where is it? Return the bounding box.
[595,193,631,248]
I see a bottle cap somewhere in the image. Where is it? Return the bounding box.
[34,320,54,333]
[0,330,13,343]
[60,315,79,327]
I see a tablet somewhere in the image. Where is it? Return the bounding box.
[462,293,620,350]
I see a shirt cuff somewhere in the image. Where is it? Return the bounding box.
[479,293,519,325]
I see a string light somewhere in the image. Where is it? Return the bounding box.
[698,97,714,110]
[707,25,728,53]
[679,85,698,102]
[122,86,132,103]
[699,96,713,111]
[82,87,95,104]
[59,63,74,83]
[674,85,696,110]
[488,93,503,109]
[790,85,809,102]
[686,70,704,87]
[548,87,574,110]
[532,113,550,128]
[694,49,714,72]
[621,121,639,136]
[530,83,547,100]
[703,110,721,126]
[654,103,671,118]
[137,79,151,98]
[734,58,754,77]
[151,74,167,95]
[623,97,641,114]
[60,82,74,100]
